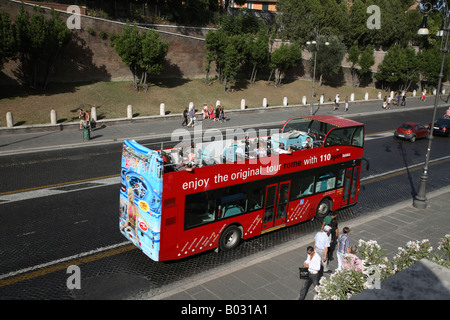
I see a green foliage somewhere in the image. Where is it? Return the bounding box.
[111,23,169,91]
[11,5,71,89]
[315,235,450,300]
[311,35,346,86]
[418,43,450,87]
[269,42,302,87]
[0,12,16,68]
[276,0,422,49]
[376,45,420,91]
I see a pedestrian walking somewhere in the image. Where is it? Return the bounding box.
[298,246,322,300]
[420,89,426,101]
[336,227,351,271]
[181,107,188,127]
[321,213,338,262]
[314,225,331,273]
[344,96,349,112]
[401,93,406,106]
[334,95,340,110]
[386,96,391,109]
[219,106,225,122]
[187,107,195,127]
[382,96,387,109]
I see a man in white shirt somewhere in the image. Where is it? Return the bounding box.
[314,225,331,273]
[299,246,322,300]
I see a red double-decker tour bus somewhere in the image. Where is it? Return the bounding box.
[119,115,366,261]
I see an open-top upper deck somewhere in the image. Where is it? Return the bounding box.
[159,115,365,173]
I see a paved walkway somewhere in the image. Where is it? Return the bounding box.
[0,96,443,156]
[145,185,450,300]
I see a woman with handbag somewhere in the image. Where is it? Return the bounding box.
[299,246,322,300]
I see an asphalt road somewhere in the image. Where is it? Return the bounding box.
[0,107,449,299]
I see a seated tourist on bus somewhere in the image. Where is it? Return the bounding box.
[236,143,245,160]
[275,142,293,155]
[302,137,313,149]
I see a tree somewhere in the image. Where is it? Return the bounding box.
[222,43,240,92]
[347,43,375,87]
[140,29,169,90]
[0,12,15,69]
[112,23,169,91]
[347,43,361,87]
[248,30,270,83]
[269,42,302,87]
[111,23,142,90]
[418,44,450,88]
[276,0,323,41]
[311,35,346,86]
[375,45,420,92]
[12,5,71,89]
[358,44,376,86]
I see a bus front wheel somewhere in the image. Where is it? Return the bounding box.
[219,225,242,251]
[316,199,331,219]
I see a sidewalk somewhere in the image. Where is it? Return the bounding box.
[0,96,441,156]
[144,185,450,301]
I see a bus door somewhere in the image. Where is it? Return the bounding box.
[341,166,361,206]
[262,181,290,231]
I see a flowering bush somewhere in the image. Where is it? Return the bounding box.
[314,234,450,300]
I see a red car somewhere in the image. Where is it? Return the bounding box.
[394,122,429,142]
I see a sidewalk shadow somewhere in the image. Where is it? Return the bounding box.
[0,131,58,149]
[395,140,418,198]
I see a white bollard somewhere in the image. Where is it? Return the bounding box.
[160,103,165,116]
[433,89,437,95]
[319,94,324,104]
[6,112,13,128]
[91,106,97,122]
[283,97,288,107]
[127,105,133,119]
[365,92,369,100]
[413,90,416,97]
[302,96,307,105]
[442,89,446,95]
[241,99,246,110]
[377,92,382,100]
[216,100,220,107]
[351,93,355,102]
[50,109,57,125]
[390,91,394,99]
[189,102,194,110]
[262,98,267,107]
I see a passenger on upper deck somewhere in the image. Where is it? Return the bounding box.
[302,137,313,149]
[275,142,293,155]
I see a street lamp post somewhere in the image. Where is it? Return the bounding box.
[413,0,449,209]
[306,26,330,116]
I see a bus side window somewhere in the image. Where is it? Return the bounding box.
[352,127,364,147]
[290,175,315,200]
[315,172,336,193]
[336,169,345,188]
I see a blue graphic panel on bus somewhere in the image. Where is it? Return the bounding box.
[119,140,163,261]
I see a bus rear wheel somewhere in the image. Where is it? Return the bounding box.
[316,199,331,219]
[219,225,242,251]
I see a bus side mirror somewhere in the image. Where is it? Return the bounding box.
[362,157,370,171]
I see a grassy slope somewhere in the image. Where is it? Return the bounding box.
[0,78,382,127]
